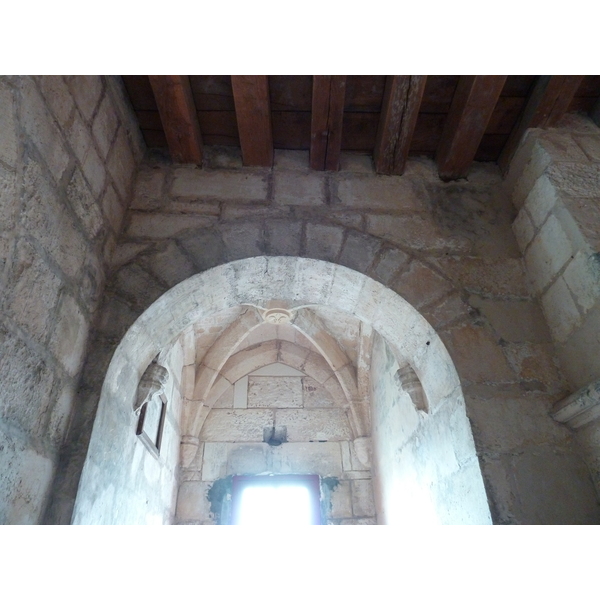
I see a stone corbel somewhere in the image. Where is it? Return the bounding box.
[134,362,169,414]
[552,380,600,429]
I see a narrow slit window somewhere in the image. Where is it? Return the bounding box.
[231,475,321,525]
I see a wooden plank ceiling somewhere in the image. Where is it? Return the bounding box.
[122,75,600,180]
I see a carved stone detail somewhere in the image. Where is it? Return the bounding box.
[552,380,600,429]
[134,362,169,414]
[395,363,428,413]
[261,307,294,324]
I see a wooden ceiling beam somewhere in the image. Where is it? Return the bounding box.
[498,75,585,173]
[374,76,427,175]
[310,76,347,171]
[436,75,507,181]
[148,75,203,164]
[231,76,273,167]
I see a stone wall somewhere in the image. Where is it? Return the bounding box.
[507,115,600,500]
[370,332,491,524]
[65,146,599,524]
[0,76,143,523]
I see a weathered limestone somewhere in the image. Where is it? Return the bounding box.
[0,76,143,524]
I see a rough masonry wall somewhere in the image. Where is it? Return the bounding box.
[507,115,600,497]
[68,146,600,524]
[0,76,143,523]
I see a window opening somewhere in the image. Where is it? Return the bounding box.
[231,475,321,525]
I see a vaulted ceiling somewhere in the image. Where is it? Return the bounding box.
[122,75,600,181]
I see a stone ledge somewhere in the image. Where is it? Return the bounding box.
[552,379,600,429]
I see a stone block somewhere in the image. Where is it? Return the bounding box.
[227,443,269,475]
[421,292,469,330]
[304,223,344,262]
[248,376,303,408]
[513,447,600,524]
[200,409,274,442]
[351,479,375,517]
[126,212,215,239]
[142,242,196,288]
[107,125,136,202]
[50,294,89,376]
[8,238,61,343]
[573,133,600,162]
[114,263,167,310]
[330,480,352,518]
[20,78,69,185]
[201,442,229,481]
[338,230,381,273]
[82,143,106,200]
[444,323,514,384]
[221,221,266,260]
[541,276,581,343]
[273,441,342,476]
[512,208,535,253]
[366,214,471,253]
[92,93,119,159]
[536,131,589,163]
[0,430,55,524]
[0,322,55,439]
[179,228,226,271]
[275,408,352,441]
[0,165,18,228]
[467,296,551,343]
[559,198,600,249]
[0,83,18,167]
[371,246,410,285]
[273,171,325,205]
[334,173,422,211]
[67,76,103,122]
[430,256,529,298]
[37,76,75,130]
[172,168,269,202]
[67,167,105,240]
[265,219,302,256]
[563,251,600,314]
[391,260,453,309]
[465,391,569,454]
[67,110,94,168]
[557,303,600,389]
[176,480,212,521]
[351,437,372,470]
[303,378,338,408]
[523,175,558,228]
[547,162,600,198]
[101,183,125,235]
[131,168,166,210]
[524,215,574,294]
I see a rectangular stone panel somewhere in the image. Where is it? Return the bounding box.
[275,408,352,441]
[200,409,274,442]
[247,376,303,408]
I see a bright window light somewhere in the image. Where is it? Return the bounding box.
[231,475,321,525]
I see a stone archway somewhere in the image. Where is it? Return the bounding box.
[72,256,491,524]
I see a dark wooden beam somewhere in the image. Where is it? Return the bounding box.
[436,75,507,181]
[498,75,585,173]
[231,76,273,167]
[374,76,427,175]
[148,76,203,164]
[310,76,347,171]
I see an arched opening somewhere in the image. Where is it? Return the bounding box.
[72,257,491,524]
